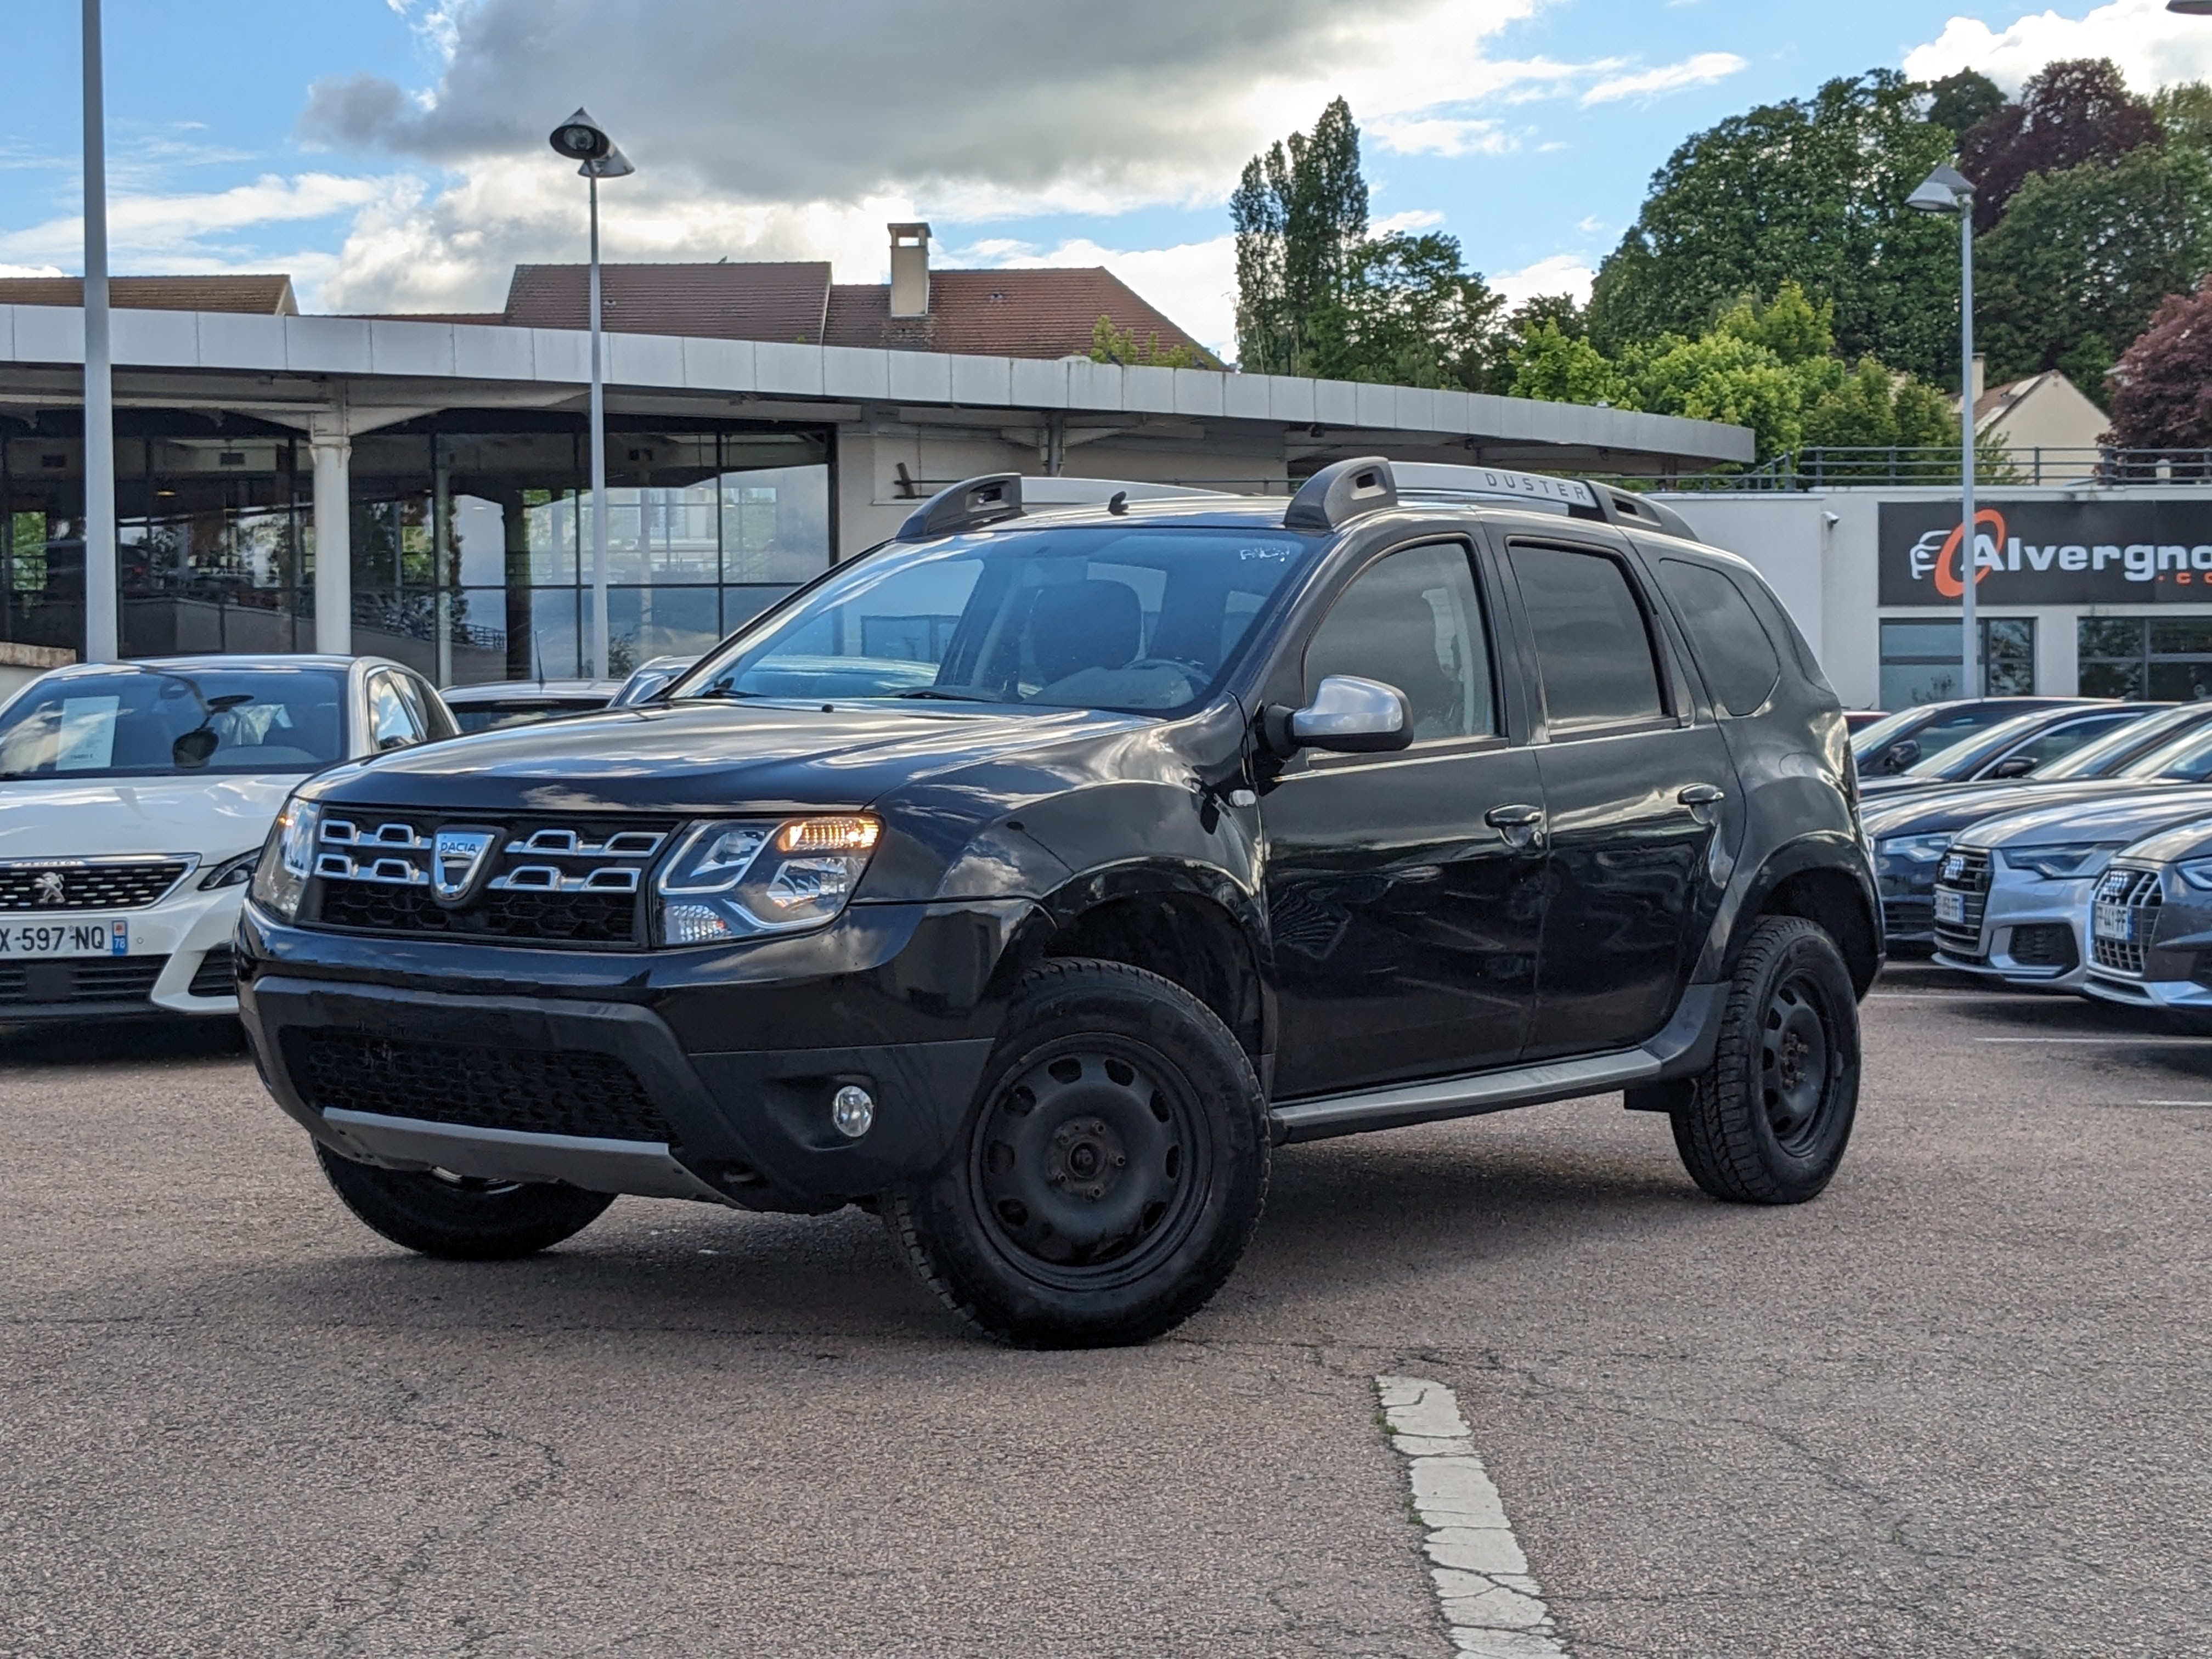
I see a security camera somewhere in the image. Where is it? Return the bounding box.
[549,109,611,163]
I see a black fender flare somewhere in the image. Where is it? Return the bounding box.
[1707,831,1883,994]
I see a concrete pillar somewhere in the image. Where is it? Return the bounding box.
[309,425,352,656]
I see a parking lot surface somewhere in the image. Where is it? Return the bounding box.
[3,968,2208,1657]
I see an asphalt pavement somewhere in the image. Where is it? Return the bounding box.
[2,968,2207,1657]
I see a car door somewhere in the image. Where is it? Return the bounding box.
[1500,535,1737,1059]
[1257,537,1548,1099]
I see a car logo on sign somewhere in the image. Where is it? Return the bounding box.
[33,871,66,905]
[430,828,499,905]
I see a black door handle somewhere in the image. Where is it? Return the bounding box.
[1485,804,1544,828]
[1678,784,1726,806]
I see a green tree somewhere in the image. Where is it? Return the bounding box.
[1507,320,1631,407]
[1088,314,1210,370]
[1304,232,1503,391]
[1925,70,2005,139]
[1586,71,1959,380]
[1799,355,1959,449]
[1627,331,1809,459]
[1976,143,2212,399]
[1714,280,1836,364]
[1231,97,1368,374]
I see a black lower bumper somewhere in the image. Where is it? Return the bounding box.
[245,975,994,1211]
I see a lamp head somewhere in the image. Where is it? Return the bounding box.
[549,108,612,164]
[1908,163,1975,215]
[2169,1,2212,14]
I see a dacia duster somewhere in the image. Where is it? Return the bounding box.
[238,459,1880,1347]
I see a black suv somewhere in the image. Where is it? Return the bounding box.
[238,459,1878,1347]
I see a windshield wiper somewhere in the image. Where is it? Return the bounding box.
[891,689,992,702]
[676,686,756,700]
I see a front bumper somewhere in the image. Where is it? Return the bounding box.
[0,882,246,1020]
[1931,873,2094,991]
[1877,857,1940,946]
[237,897,1030,1211]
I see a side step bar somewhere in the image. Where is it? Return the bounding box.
[1267,984,1724,1144]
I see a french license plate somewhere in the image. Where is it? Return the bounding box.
[0,919,131,958]
[2093,903,2135,944]
[1933,889,1966,925]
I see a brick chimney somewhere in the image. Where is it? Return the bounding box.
[889,222,931,319]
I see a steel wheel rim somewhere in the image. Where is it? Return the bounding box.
[971,1037,1207,1291]
[1760,972,1835,1155]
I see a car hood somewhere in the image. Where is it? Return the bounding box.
[0,772,298,860]
[302,700,1158,814]
[1863,778,2179,842]
[1956,785,2212,852]
[2113,814,2212,867]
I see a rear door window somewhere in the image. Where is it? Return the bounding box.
[1508,544,1667,730]
[1657,558,1781,718]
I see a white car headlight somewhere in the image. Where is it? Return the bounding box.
[1878,833,1953,864]
[1997,842,2122,881]
[2176,859,2212,891]
[654,815,880,945]
[198,850,263,891]
[249,798,321,923]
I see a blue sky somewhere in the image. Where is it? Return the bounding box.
[0,1,2196,354]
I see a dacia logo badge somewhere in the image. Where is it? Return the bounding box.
[430,828,499,905]
[33,871,66,906]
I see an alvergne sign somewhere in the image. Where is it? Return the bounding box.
[1880,499,2212,606]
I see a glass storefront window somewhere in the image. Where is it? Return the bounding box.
[1880,617,2034,707]
[2081,617,2212,702]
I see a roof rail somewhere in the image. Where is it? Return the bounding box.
[895,473,1025,540]
[1284,456,1397,532]
[1592,486,1700,541]
[1392,462,1601,515]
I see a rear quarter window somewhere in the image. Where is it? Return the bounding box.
[1657,558,1782,718]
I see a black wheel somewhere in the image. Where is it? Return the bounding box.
[885,959,1269,1347]
[314,1141,616,1260]
[1672,916,1861,1204]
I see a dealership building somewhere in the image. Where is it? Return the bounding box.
[0,233,1748,688]
[1,236,2193,713]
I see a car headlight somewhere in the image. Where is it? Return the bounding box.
[1997,842,2122,881]
[654,815,880,945]
[1878,833,1954,864]
[198,850,262,891]
[248,798,320,923]
[2176,859,2212,891]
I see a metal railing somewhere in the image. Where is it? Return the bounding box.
[1596,446,2210,493]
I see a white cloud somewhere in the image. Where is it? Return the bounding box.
[1489,252,1594,306]
[1581,52,1747,106]
[0,173,398,272]
[1373,209,1448,235]
[0,262,63,279]
[1371,116,1515,156]
[1903,0,2212,94]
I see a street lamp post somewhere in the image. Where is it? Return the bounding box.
[1909,162,1979,702]
[548,110,634,681]
[82,0,117,662]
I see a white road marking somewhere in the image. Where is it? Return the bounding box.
[1975,1036,2209,1046]
[2134,1099,2212,1107]
[1377,1376,1566,1658]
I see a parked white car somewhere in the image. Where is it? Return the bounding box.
[0,654,455,1020]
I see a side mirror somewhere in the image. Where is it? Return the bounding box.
[378,733,414,751]
[171,729,219,769]
[1878,737,1921,773]
[1989,754,2036,778]
[1266,674,1414,756]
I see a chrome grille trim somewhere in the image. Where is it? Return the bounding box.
[1932,847,1993,958]
[0,855,199,912]
[2090,866,2164,977]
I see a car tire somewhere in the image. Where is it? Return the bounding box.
[884,959,1269,1348]
[314,1142,616,1259]
[1671,916,1860,1205]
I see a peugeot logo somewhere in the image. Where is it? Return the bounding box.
[430,828,499,906]
[33,871,66,906]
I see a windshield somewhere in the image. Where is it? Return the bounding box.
[2040,704,2206,780]
[0,667,346,781]
[2123,721,2212,783]
[1899,709,2062,779]
[1850,707,1925,757]
[676,522,1323,714]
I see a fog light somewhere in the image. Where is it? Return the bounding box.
[831,1085,875,1139]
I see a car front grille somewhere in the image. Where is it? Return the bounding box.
[1932,848,1992,958]
[2006,923,2078,972]
[0,858,191,912]
[0,956,166,1008]
[2090,867,2164,977]
[305,812,674,948]
[292,1030,678,1143]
